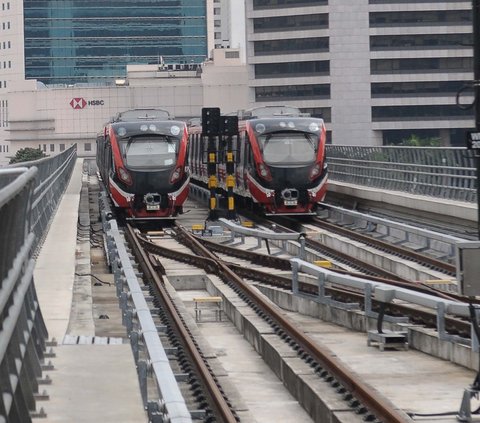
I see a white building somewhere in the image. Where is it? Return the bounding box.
[3,49,248,161]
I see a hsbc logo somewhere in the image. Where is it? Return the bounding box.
[69,98,104,109]
[70,98,87,109]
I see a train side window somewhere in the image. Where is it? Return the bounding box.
[244,133,252,166]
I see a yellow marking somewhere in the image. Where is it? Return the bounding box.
[147,231,164,236]
[226,175,235,188]
[191,224,204,231]
[210,197,216,210]
[314,260,332,268]
[209,152,216,163]
[208,175,218,188]
[228,197,234,210]
[193,296,222,303]
[226,152,233,162]
[242,221,254,228]
[422,279,455,285]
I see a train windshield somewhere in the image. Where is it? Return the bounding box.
[120,136,178,169]
[258,132,317,165]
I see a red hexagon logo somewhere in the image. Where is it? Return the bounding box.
[70,98,87,109]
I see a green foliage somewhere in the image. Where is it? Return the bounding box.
[9,147,47,164]
[398,134,441,147]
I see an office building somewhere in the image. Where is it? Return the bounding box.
[245,0,474,145]
[23,0,208,85]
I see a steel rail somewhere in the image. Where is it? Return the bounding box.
[167,226,412,423]
[126,224,238,423]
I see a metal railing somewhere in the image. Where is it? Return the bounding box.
[0,145,77,422]
[7,145,77,255]
[326,146,477,202]
[99,193,192,423]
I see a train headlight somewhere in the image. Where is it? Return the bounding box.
[309,122,319,132]
[257,163,272,181]
[118,167,132,185]
[170,167,182,183]
[255,123,266,134]
[309,163,321,180]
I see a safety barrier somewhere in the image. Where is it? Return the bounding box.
[8,145,77,255]
[100,192,192,423]
[291,258,476,348]
[0,145,77,422]
[326,146,476,202]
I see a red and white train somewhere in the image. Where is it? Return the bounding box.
[188,106,328,215]
[96,109,190,220]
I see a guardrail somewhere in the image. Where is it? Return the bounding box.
[7,145,77,255]
[326,146,476,202]
[99,193,192,423]
[0,145,77,422]
[290,258,476,348]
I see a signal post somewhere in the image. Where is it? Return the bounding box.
[201,107,220,221]
[221,115,239,220]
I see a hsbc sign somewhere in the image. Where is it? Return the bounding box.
[70,98,86,109]
[69,98,104,109]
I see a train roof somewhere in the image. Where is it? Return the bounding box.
[111,108,171,123]
[240,106,309,119]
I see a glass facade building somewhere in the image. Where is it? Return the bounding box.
[23,0,207,85]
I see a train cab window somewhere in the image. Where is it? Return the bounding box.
[121,136,178,169]
[259,132,316,165]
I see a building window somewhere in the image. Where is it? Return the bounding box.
[255,60,329,78]
[225,51,240,59]
[60,143,65,152]
[254,13,328,33]
[84,143,91,151]
[50,144,55,152]
[43,144,46,151]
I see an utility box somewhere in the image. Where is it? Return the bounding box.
[456,241,480,296]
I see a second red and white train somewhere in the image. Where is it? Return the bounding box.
[188,106,328,215]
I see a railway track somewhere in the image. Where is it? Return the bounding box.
[98,189,478,422]
[129,223,417,422]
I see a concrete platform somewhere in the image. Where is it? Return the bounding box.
[328,181,476,222]
[33,159,146,422]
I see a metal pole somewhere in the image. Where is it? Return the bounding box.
[474,0,480,238]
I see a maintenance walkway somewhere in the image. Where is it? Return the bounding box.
[33,158,146,422]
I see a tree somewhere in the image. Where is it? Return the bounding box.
[9,148,47,164]
[399,134,441,147]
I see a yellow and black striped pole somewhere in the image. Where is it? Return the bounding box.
[202,108,220,220]
[221,116,238,220]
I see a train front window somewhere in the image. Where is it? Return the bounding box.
[121,136,178,169]
[259,132,317,165]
